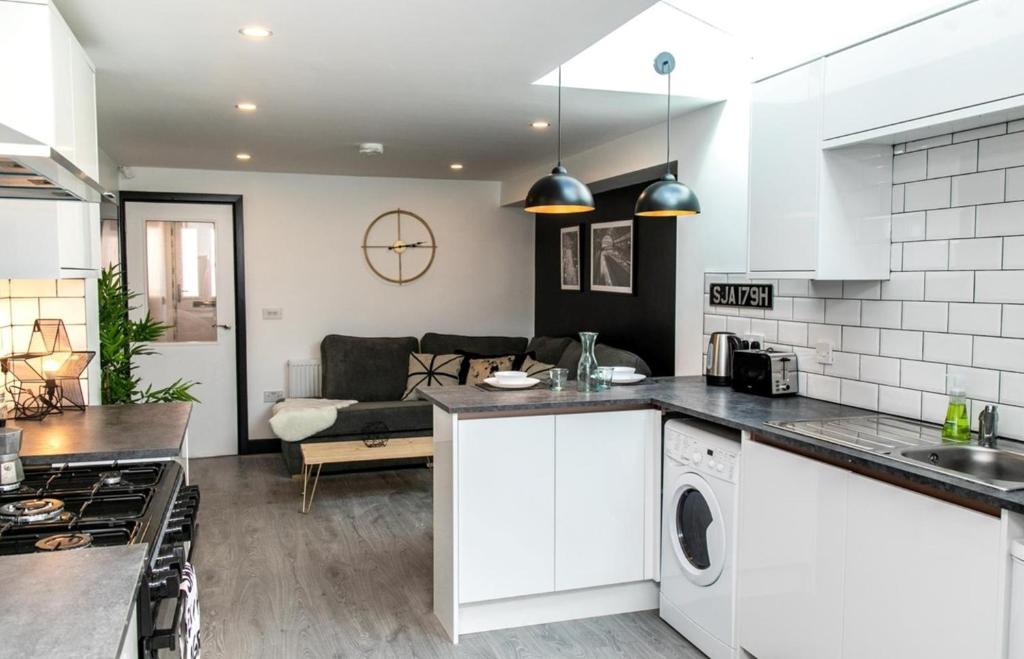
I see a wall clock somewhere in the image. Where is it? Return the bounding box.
[362,208,437,285]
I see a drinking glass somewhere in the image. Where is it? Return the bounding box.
[548,368,568,391]
[597,366,615,390]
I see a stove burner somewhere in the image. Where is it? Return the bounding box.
[99,471,123,486]
[0,498,65,524]
[35,532,93,551]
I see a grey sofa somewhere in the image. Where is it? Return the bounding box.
[279,332,651,474]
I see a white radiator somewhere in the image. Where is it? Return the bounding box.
[288,359,322,398]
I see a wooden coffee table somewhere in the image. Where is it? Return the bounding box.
[299,437,433,513]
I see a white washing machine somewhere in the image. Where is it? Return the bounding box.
[660,418,741,659]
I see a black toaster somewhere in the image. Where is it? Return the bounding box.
[731,349,798,397]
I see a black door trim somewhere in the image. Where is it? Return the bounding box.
[118,191,267,455]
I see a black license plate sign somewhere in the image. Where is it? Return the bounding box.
[709,283,774,309]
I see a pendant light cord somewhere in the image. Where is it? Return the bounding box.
[665,70,671,174]
[557,66,563,166]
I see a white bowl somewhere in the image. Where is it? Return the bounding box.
[611,366,636,376]
[493,370,528,382]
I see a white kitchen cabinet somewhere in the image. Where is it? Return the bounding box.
[0,199,100,278]
[843,474,1002,659]
[0,0,99,181]
[457,415,555,603]
[823,0,1024,142]
[737,438,848,659]
[748,60,891,280]
[554,410,650,591]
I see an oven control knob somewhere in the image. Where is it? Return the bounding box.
[716,463,724,472]
[691,452,702,464]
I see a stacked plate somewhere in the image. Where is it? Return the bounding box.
[610,367,646,384]
[484,371,540,389]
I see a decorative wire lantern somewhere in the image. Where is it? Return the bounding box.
[1,319,95,420]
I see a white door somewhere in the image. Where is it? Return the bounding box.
[124,201,237,457]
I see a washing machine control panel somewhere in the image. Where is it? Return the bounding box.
[666,431,738,481]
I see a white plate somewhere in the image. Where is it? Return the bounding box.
[484,376,541,389]
[612,373,647,384]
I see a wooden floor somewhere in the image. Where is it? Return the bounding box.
[190,454,704,658]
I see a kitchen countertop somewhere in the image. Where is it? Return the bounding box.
[9,402,191,464]
[0,544,147,658]
[419,376,1024,514]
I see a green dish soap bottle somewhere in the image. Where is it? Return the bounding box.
[941,375,971,443]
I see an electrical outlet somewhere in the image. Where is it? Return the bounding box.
[745,333,766,348]
[262,308,283,320]
[263,390,284,404]
[815,341,834,365]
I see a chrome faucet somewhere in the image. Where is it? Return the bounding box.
[977,405,998,448]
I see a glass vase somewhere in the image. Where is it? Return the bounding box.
[576,331,600,393]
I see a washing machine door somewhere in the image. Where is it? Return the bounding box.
[669,472,726,587]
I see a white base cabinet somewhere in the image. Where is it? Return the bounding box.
[738,438,1005,659]
[0,199,100,278]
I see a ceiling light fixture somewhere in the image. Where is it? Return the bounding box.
[238,25,273,39]
[524,68,594,215]
[450,163,464,170]
[531,120,550,129]
[635,52,701,218]
[235,102,258,112]
[236,153,251,161]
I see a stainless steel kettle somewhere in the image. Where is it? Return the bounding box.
[0,420,24,493]
[706,332,743,386]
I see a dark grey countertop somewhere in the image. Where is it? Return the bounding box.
[10,402,191,464]
[0,544,148,658]
[419,376,1024,514]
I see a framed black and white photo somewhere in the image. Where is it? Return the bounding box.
[590,219,633,294]
[560,225,581,291]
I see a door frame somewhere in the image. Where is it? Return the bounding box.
[118,191,263,455]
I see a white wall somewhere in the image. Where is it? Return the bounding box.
[122,167,534,441]
[502,89,751,376]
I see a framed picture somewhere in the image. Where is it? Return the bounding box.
[560,225,581,291]
[590,219,633,294]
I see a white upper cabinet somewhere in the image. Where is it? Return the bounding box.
[0,199,100,278]
[0,0,99,181]
[823,0,1024,142]
[748,60,892,280]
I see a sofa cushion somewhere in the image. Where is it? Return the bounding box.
[526,336,574,365]
[555,340,652,379]
[522,356,556,378]
[401,353,464,401]
[312,400,433,438]
[421,332,527,356]
[321,334,418,401]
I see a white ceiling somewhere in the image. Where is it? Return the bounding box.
[55,0,729,182]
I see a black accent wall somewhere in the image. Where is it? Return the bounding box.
[533,179,676,375]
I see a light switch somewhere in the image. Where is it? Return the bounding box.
[262,308,283,320]
[815,341,834,365]
[263,390,284,404]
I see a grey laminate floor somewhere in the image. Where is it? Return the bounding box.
[190,454,704,659]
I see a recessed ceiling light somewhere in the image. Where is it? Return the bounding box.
[450,163,464,170]
[239,25,273,39]
[235,102,258,112]
[236,153,251,161]
[531,121,550,129]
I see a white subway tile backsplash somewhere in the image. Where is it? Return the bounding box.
[1007,167,1024,202]
[860,355,901,386]
[806,374,841,403]
[951,170,1004,206]
[808,323,842,349]
[948,238,1002,270]
[901,360,947,393]
[923,332,972,366]
[953,123,1006,143]
[907,134,952,152]
[881,272,925,300]
[978,131,1024,170]
[726,316,752,335]
[947,303,1001,336]
[764,297,793,320]
[891,244,903,271]
[893,151,927,183]
[39,298,86,325]
[973,336,1024,372]
[1004,305,1024,338]
[825,299,861,325]
[56,279,85,298]
[891,212,927,242]
[905,178,951,211]
[976,201,1024,237]
[975,271,1024,303]
[947,365,1000,401]
[892,185,905,213]
[924,271,974,302]
[927,141,977,178]
[841,380,878,410]
[973,400,1024,440]
[704,273,728,292]
[793,346,824,374]
[750,319,778,342]
[705,315,728,334]
[793,297,825,322]
[10,299,39,325]
[921,392,950,424]
[10,280,56,298]
[861,300,902,329]
[809,281,844,298]
[902,241,948,271]
[778,279,809,297]
[778,321,809,346]
[825,352,860,379]
[1010,119,1024,134]
[1003,236,1024,269]
[881,330,924,360]
[1001,372,1024,406]
[926,207,975,240]
[843,326,880,355]
[842,281,881,300]
[878,386,922,418]
[902,301,948,332]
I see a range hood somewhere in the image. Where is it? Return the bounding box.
[0,146,104,203]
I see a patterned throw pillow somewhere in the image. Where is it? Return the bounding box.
[464,355,515,385]
[401,353,464,400]
[522,356,555,378]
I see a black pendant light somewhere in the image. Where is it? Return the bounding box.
[524,67,595,214]
[635,52,701,217]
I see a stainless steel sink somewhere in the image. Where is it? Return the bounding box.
[895,445,1024,491]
